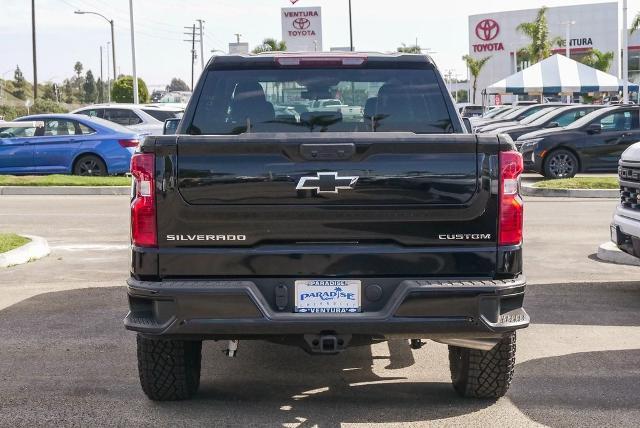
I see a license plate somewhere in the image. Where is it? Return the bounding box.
[294,280,361,313]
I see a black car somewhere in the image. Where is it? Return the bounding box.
[517,106,640,178]
[491,105,603,141]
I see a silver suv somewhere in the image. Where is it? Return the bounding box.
[611,141,640,258]
[72,104,183,135]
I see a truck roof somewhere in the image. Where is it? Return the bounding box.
[207,51,436,70]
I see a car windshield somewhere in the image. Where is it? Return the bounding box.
[565,108,616,130]
[496,107,525,119]
[483,107,509,118]
[519,107,562,125]
[142,109,183,122]
[188,67,455,134]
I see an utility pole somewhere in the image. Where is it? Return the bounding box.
[31,0,38,99]
[197,19,205,70]
[184,25,198,90]
[100,45,104,103]
[348,0,354,51]
[623,0,629,104]
[106,41,111,102]
[129,0,139,103]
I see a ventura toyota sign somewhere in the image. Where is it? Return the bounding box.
[282,6,323,52]
[473,19,505,53]
[468,2,619,103]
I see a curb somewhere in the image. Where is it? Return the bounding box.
[596,241,640,267]
[0,235,50,268]
[521,184,619,198]
[0,186,130,196]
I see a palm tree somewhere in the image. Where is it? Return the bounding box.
[581,49,615,72]
[397,43,422,54]
[516,7,562,64]
[252,38,287,54]
[632,12,640,34]
[463,55,491,104]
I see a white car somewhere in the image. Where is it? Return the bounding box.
[611,141,640,258]
[72,104,183,135]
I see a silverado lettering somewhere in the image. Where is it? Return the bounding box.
[166,234,247,241]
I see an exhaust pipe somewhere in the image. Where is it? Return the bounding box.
[433,338,500,351]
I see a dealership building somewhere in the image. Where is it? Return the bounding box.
[468,2,640,103]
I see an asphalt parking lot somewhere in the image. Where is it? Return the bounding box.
[1,195,639,427]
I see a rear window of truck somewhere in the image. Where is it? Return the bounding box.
[187,68,454,134]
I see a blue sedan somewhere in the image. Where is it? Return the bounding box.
[0,113,142,175]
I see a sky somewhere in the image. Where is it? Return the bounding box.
[2,0,638,91]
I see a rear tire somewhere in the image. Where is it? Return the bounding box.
[542,149,579,179]
[136,334,202,401]
[73,154,107,176]
[448,332,516,399]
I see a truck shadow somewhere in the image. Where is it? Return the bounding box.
[0,282,638,426]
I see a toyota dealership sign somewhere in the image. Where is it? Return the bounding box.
[282,7,323,51]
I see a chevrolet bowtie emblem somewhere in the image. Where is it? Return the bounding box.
[296,172,359,194]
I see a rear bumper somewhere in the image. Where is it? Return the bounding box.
[125,277,529,340]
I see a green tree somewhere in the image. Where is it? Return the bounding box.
[463,55,491,104]
[252,38,287,54]
[516,7,562,64]
[166,77,189,92]
[13,65,26,100]
[397,43,422,54]
[74,61,83,78]
[41,82,58,102]
[111,76,149,103]
[580,49,615,72]
[83,70,97,103]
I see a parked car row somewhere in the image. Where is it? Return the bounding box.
[0,114,140,175]
[473,103,640,179]
[0,102,186,176]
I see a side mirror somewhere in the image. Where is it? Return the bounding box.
[546,121,560,128]
[462,117,473,133]
[586,123,602,134]
[163,118,181,135]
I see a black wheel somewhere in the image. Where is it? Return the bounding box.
[448,332,516,399]
[136,334,202,401]
[543,149,579,179]
[73,154,107,176]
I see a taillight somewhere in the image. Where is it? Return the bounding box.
[119,139,140,148]
[499,151,524,246]
[130,153,157,247]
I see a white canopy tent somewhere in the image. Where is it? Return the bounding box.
[486,54,638,96]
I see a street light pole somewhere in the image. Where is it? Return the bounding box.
[348,0,354,51]
[623,0,629,104]
[129,0,139,104]
[74,10,116,82]
[31,0,38,99]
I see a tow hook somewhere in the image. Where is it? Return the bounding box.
[224,340,239,357]
[410,339,424,349]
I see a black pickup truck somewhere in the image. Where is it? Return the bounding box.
[125,52,528,401]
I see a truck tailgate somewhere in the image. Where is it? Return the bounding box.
[154,133,501,278]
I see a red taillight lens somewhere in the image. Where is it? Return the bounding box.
[499,151,524,246]
[119,139,140,148]
[130,153,157,247]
